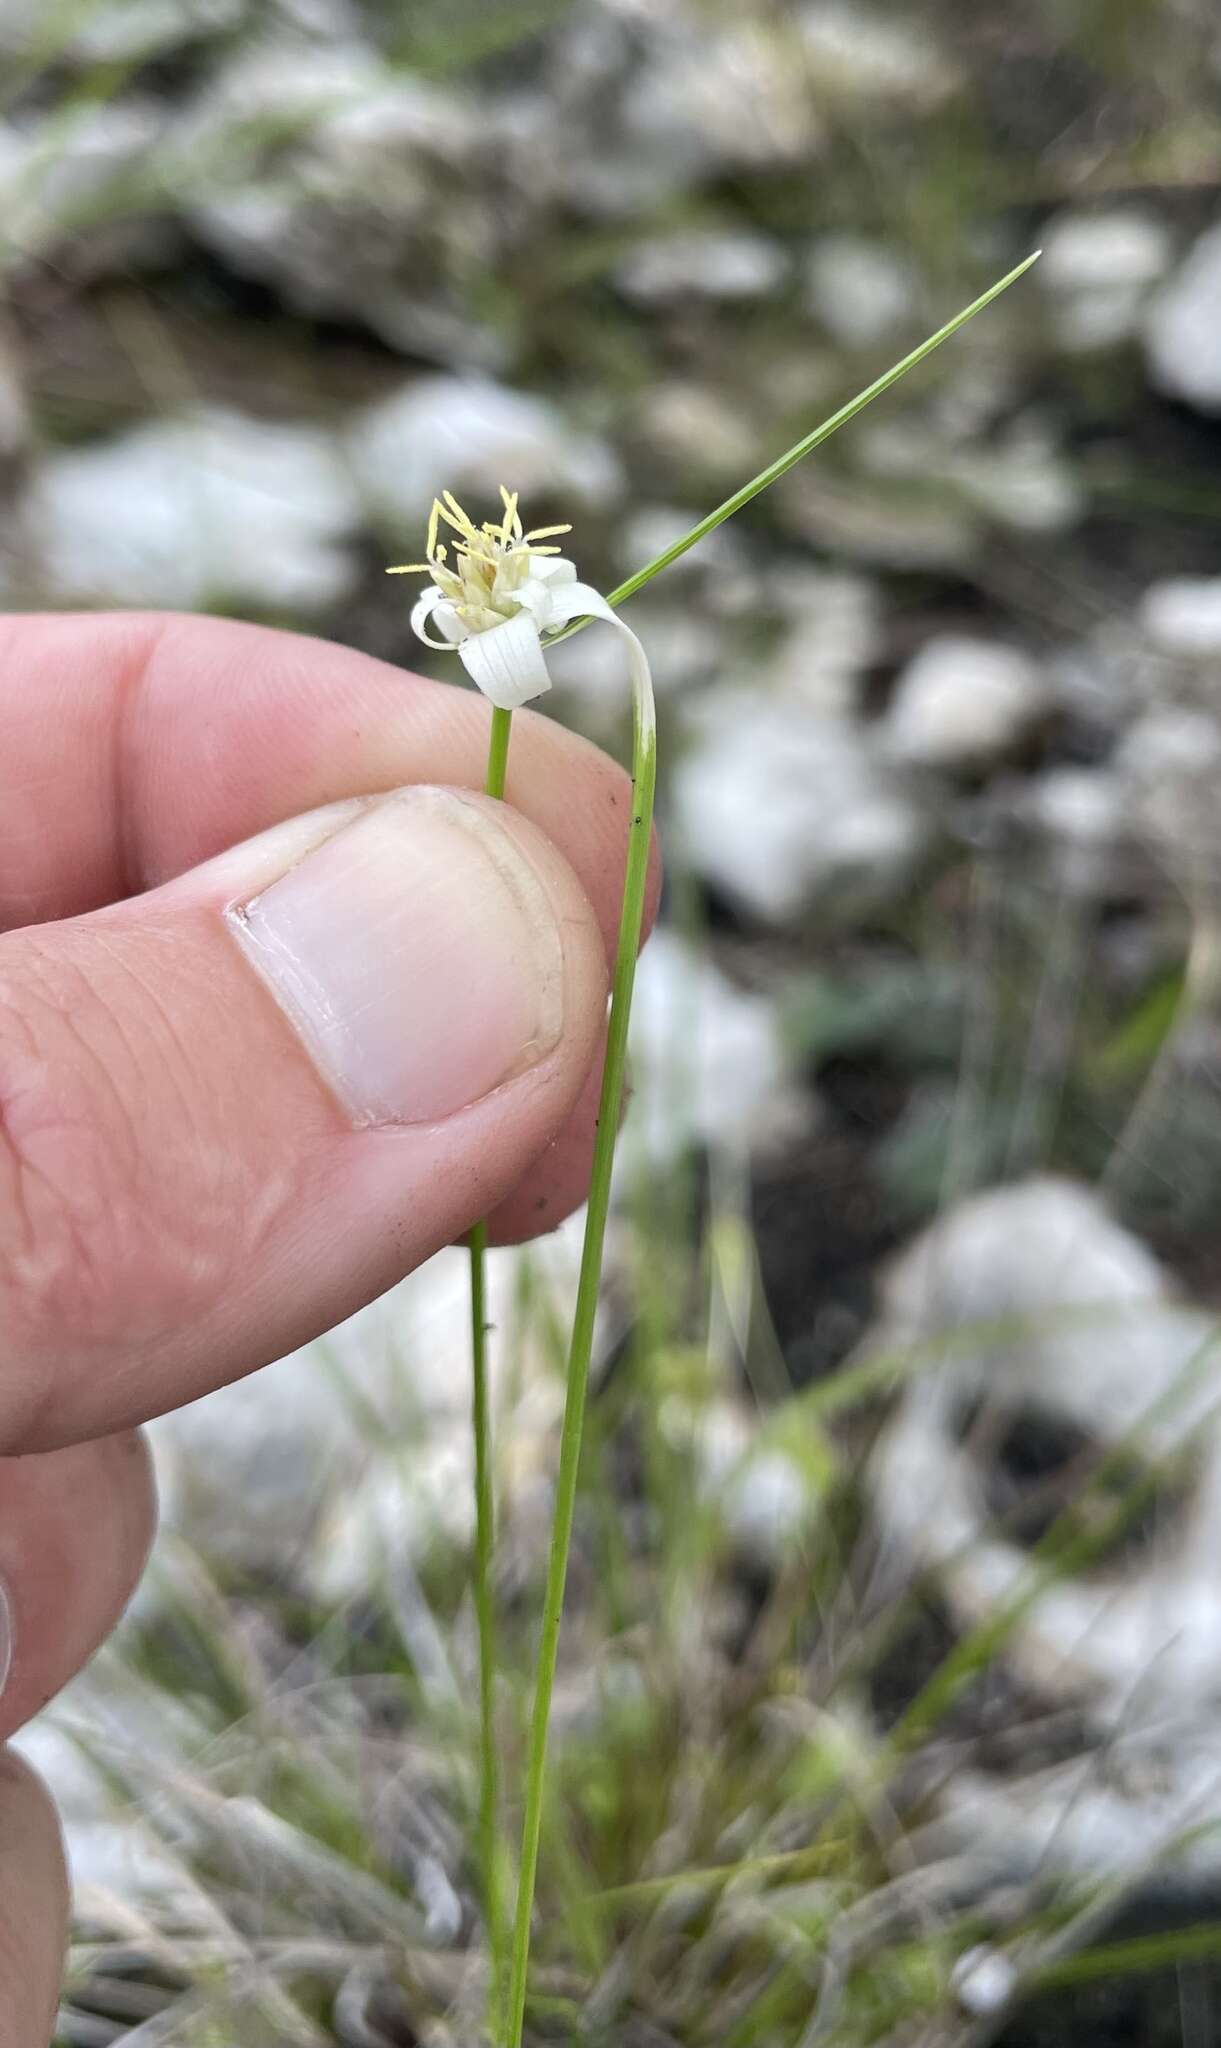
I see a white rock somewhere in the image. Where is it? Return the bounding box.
[0,101,174,277]
[871,1178,1221,1710]
[305,1220,596,1605]
[1018,766,1126,895]
[861,418,1084,534]
[799,2,958,104]
[348,375,622,528]
[1144,220,1221,413]
[884,634,1048,769]
[766,569,882,719]
[615,15,822,190]
[615,228,788,306]
[937,1724,1221,1886]
[930,360,1022,443]
[1115,707,1221,872]
[946,431,1085,533]
[676,691,928,923]
[24,407,361,613]
[307,1432,477,1602]
[659,1394,816,1568]
[0,0,245,61]
[1042,209,1172,293]
[806,235,918,347]
[1140,575,1221,657]
[952,1945,1016,2017]
[635,378,759,479]
[180,49,511,362]
[306,1372,569,1610]
[554,61,708,221]
[181,36,376,142]
[725,1448,815,1565]
[1040,208,1171,352]
[783,465,978,571]
[151,1246,488,1569]
[626,928,806,1164]
[881,1177,1164,1338]
[1024,767,1124,844]
[14,1673,209,1910]
[154,1219,590,1588]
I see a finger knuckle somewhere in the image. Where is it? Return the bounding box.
[0,948,143,1366]
[0,935,241,1433]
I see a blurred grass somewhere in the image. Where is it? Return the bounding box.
[51,1151,1221,2043]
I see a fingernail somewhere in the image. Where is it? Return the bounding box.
[230,788,566,1125]
[0,1578,11,1701]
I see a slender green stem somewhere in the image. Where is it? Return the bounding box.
[505,694,659,2048]
[468,699,513,2033]
[485,704,513,802]
[467,1215,500,2018]
[548,250,1042,642]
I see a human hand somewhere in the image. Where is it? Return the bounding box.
[0,610,658,2043]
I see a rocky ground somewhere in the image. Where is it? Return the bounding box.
[4,0,1221,2041]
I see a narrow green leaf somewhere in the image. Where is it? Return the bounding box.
[551,250,1041,643]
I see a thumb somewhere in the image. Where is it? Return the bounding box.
[0,786,607,1454]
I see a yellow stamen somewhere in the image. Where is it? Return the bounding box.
[393,490,576,605]
[457,539,501,568]
[439,489,482,539]
[435,514,500,570]
[433,502,472,540]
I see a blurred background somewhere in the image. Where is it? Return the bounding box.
[9,0,1221,2042]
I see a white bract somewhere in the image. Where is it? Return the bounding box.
[389,487,654,733]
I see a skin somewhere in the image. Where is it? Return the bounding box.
[0,612,661,2043]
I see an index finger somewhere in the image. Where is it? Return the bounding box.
[0,610,659,963]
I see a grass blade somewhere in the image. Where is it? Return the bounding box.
[552,250,1041,640]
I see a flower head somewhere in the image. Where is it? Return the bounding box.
[388,487,579,710]
[389,486,655,738]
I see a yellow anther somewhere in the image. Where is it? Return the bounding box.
[392,490,576,599]
[439,489,481,538]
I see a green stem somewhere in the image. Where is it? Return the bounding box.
[548,251,1042,642]
[485,703,513,803]
[467,1215,500,2019]
[504,691,659,2048]
[468,700,513,2033]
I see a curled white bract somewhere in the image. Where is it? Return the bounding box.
[389,488,654,736]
